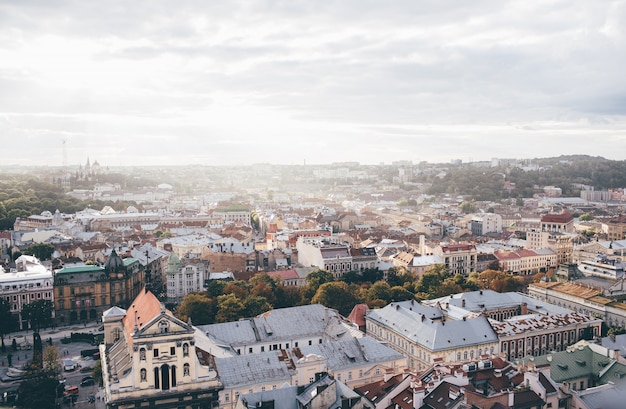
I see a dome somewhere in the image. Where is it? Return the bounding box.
[166,253,182,275]
[104,249,126,274]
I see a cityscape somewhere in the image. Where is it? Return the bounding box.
[1,155,626,409]
[2,1,626,409]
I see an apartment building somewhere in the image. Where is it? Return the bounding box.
[165,253,209,303]
[471,213,503,236]
[0,255,54,329]
[296,238,353,279]
[434,243,477,275]
[54,250,144,324]
[365,299,500,371]
[424,290,602,362]
[494,248,557,275]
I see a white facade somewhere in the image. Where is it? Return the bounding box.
[166,254,209,303]
[0,255,54,329]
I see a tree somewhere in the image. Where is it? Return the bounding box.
[0,298,17,351]
[176,293,217,325]
[92,359,103,386]
[17,376,60,409]
[243,296,271,317]
[216,293,245,323]
[223,281,250,300]
[205,280,227,298]
[367,281,392,304]
[311,282,360,316]
[390,286,415,302]
[273,285,302,308]
[23,243,55,261]
[42,345,61,377]
[302,269,335,303]
[21,300,54,332]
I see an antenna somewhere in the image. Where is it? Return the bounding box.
[62,139,67,169]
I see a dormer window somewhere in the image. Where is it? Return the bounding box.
[159,320,170,334]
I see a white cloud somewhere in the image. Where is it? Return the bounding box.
[0,0,625,166]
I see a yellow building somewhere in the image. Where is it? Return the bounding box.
[54,250,144,324]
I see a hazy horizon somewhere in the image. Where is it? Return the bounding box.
[1,1,625,167]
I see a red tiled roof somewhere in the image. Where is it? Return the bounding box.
[122,289,171,348]
[348,303,370,327]
[541,211,573,223]
[267,269,299,280]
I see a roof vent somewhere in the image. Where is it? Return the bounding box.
[557,364,568,370]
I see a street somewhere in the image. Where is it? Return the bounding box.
[0,321,104,409]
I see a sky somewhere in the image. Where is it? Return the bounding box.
[1,0,625,167]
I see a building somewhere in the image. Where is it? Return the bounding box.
[365,299,500,371]
[518,340,626,409]
[213,208,250,225]
[434,243,477,275]
[296,238,353,279]
[540,210,575,233]
[198,304,360,356]
[234,372,374,409]
[201,238,257,277]
[165,254,209,303]
[529,280,626,329]
[0,255,54,330]
[526,230,574,265]
[471,213,503,236]
[601,215,626,241]
[100,289,226,409]
[494,248,557,275]
[426,290,602,361]
[54,250,144,324]
[215,337,406,409]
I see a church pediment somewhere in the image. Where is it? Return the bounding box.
[133,312,193,338]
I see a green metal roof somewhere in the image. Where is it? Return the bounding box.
[123,257,138,266]
[56,265,105,275]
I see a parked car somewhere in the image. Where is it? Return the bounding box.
[81,376,95,386]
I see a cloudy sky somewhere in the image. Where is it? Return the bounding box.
[1,0,625,167]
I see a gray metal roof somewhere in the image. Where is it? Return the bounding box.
[214,350,294,388]
[426,290,572,315]
[297,336,405,371]
[366,301,498,352]
[199,304,343,347]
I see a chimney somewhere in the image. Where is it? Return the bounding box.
[521,302,528,315]
[462,299,466,308]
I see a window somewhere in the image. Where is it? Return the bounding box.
[183,363,190,376]
[140,368,147,382]
[183,343,189,357]
[170,346,175,355]
[249,347,253,353]
[140,348,146,361]
[261,346,265,352]
[154,349,159,358]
